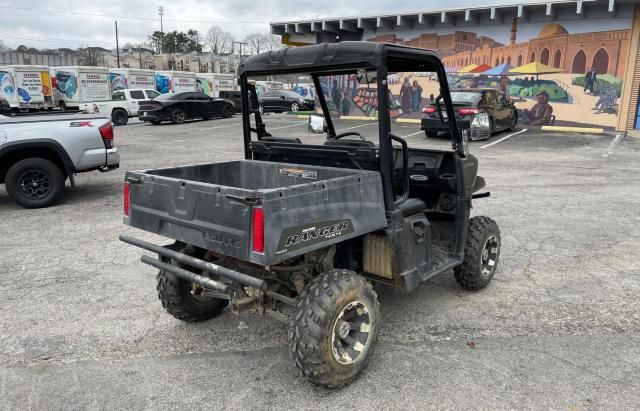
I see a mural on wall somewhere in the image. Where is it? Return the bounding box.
[316,18,632,129]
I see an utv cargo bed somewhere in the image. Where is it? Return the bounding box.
[124,160,388,265]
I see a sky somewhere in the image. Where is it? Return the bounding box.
[0,0,498,50]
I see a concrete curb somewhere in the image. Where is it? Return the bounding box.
[541,125,604,134]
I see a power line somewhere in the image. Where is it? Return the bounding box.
[0,4,271,24]
[0,34,116,47]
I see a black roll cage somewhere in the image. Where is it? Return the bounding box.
[238,42,465,210]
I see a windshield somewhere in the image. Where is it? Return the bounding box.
[154,93,175,101]
[450,92,482,104]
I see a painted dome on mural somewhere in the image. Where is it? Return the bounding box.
[538,23,569,38]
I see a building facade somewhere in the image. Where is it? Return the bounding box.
[271,0,640,131]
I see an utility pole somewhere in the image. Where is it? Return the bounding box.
[232,41,247,74]
[115,20,120,68]
[158,7,164,53]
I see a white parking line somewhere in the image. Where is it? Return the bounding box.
[602,133,625,158]
[269,121,307,130]
[194,122,242,131]
[400,130,425,138]
[480,128,528,149]
[339,122,378,131]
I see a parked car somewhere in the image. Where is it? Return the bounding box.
[0,113,119,208]
[80,89,161,126]
[138,92,235,125]
[421,88,517,140]
[219,90,243,112]
[258,90,315,113]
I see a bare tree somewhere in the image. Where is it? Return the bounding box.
[266,34,285,51]
[244,33,269,55]
[206,26,233,54]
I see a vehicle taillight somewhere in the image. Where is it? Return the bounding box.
[457,107,481,115]
[93,103,99,113]
[123,182,130,216]
[168,79,172,92]
[422,106,437,114]
[99,122,114,149]
[252,207,264,253]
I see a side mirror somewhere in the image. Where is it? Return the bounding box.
[280,95,286,100]
[308,114,326,134]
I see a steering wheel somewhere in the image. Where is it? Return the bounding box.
[331,131,366,141]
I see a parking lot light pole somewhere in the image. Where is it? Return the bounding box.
[158,7,164,54]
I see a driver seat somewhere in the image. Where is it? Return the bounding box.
[398,198,426,216]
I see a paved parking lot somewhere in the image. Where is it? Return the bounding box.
[1,115,640,409]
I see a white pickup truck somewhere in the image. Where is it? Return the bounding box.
[0,112,119,208]
[80,88,160,126]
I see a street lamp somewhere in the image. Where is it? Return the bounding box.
[157,7,164,54]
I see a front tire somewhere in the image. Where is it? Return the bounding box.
[425,130,438,138]
[170,107,186,124]
[5,158,65,208]
[156,243,229,322]
[112,108,129,126]
[290,102,300,112]
[454,216,501,291]
[288,270,380,388]
[223,104,234,118]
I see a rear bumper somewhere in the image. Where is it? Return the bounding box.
[138,110,169,122]
[421,116,491,140]
[105,148,120,169]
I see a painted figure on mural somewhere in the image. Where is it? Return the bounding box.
[520,90,554,126]
[498,76,510,100]
[584,67,598,94]
[400,77,412,112]
[331,79,342,113]
[593,86,617,113]
[411,80,423,112]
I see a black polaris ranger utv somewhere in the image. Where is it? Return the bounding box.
[120,41,501,388]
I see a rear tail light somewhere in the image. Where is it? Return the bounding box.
[457,107,481,115]
[422,106,437,114]
[168,79,172,92]
[99,122,114,149]
[252,207,264,253]
[93,103,99,113]
[123,182,130,216]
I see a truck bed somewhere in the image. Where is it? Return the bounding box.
[125,160,388,265]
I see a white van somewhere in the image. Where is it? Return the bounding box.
[195,73,236,97]
[0,65,52,110]
[155,71,196,94]
[109,68,155,92]
[50,66,111,110]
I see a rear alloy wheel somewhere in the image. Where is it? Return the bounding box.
[290,102,300,112]
[223,104,234,118]
[288,269,380,388]
[509,112,517,131]
[170,107,186,124]
[111,108,129,126]
[5,158,65,208]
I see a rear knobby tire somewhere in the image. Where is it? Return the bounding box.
[5,158,65,208]
[454,216,501,291]
[288,269,380,388]
[156,242,228,322]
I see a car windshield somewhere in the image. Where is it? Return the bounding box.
[283,90,304,99]
[450,92,482,104]
[154,93,175,101]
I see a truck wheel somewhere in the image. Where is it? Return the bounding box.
[156,243,228,322]
[288,269,380,388]
[59,101,66,111]
[454,216,501,291]
[170,108,186,124]
[150,120,161,125]
[5,158,65,208]
[112,108,128,126]
[425,130,438,138]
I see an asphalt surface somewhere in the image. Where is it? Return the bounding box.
[1,114,640,409]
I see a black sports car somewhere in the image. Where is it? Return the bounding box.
[258,90,315,113]
[139,91,235,124]
[421,88,517,140]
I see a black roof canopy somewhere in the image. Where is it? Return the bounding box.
[238,41,443,77]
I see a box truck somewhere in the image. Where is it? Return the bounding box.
[109,68,156,92]
[50,66,111,110]
[154,71,196,94]
[0,65,52,111]
[195,73,236,97]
